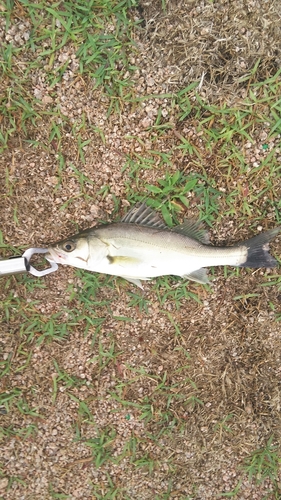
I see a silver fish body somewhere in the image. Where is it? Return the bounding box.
[46,203,280,288]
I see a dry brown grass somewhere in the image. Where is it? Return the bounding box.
[138,0,281,101]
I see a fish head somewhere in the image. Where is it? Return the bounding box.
[46,235,91,269]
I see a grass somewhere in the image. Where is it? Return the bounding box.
[2,82,281,490]
[88,337,123,372]
[52,359,89,403]
[219,436,281,498]
[9,0,138,87]
[90,472,131,499]
[0,386,42,417]
[108,357,203,441]
[0,423,37,441]
[49,484,70,500]
[0,0,138,154]
[265,276,281,321]
[1,2,281,498]
[152,277,208,308]
[84,425,117,468]
[242,436,280,486]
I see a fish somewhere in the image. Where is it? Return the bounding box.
[45,202,280,288]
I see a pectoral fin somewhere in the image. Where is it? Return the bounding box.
[107,255,141,266]
[107,255,146,288]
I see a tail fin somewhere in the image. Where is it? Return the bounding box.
[238,227,280,268]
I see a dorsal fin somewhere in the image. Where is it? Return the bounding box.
[171,220,210,244]
[121,202,167,229]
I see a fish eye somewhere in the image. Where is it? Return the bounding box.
[62,241,76,252]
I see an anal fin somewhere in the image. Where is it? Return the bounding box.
[183,268,209,284]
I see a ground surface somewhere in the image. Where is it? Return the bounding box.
[1,1,281,499]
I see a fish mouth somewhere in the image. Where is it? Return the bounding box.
[45,248,65,264]
[44,251,53,262]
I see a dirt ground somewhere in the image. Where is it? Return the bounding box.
[1,1,281,499]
